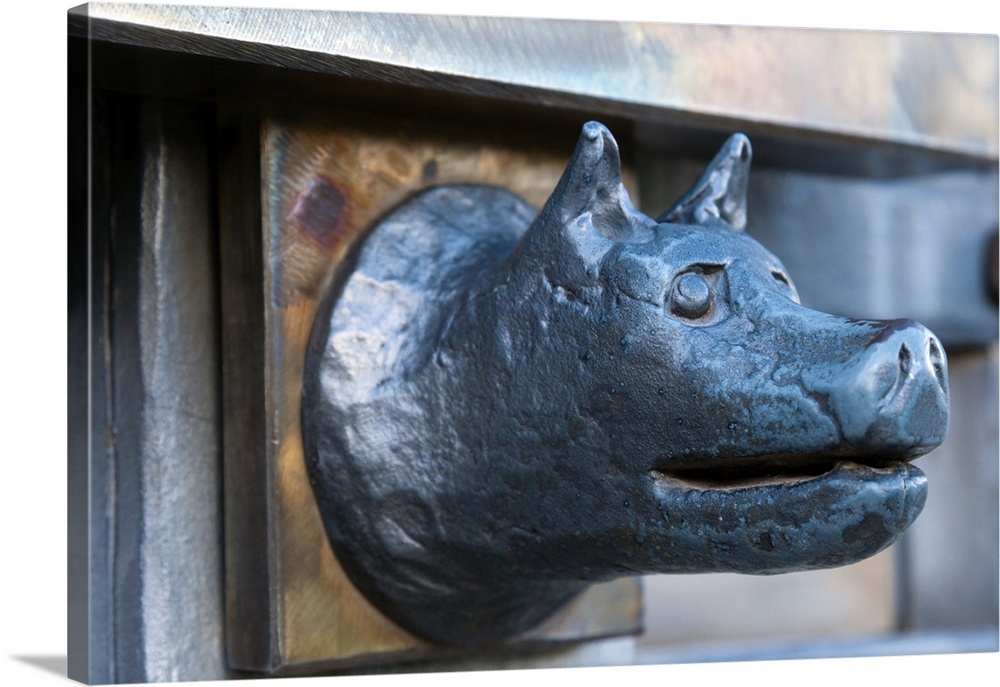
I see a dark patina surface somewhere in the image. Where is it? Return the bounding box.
[303,122,950,646]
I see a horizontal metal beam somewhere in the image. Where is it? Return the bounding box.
[71,5,998,160]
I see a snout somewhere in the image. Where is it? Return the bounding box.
[826,319,949,455]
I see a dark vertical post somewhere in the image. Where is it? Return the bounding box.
[217,106,279,672]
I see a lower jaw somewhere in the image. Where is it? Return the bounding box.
[641,461,927,575]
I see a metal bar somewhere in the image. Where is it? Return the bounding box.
[71,5,998,160]
[133,98,227,683]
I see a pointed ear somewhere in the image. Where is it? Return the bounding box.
[533,121,651,242]
[658,133,751,231]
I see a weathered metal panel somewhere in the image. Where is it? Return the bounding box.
[74,6,998,159]
[133,99,227,682]
[69,94,228,683]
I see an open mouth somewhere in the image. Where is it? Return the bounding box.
[651,449,921,491]
[644,452,928,574]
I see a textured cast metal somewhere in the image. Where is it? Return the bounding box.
[303,123,950,646]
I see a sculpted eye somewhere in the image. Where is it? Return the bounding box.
[771,270,790,287]
[669,272,713,320]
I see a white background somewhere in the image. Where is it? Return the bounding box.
[2,1,998,686]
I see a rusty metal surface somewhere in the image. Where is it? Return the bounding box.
[74,5,998,159]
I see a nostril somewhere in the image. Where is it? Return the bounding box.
[928,337,941,365]
[898,343,912,377]
[928,337,947,393]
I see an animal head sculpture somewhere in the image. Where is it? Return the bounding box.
[303,122,949,646]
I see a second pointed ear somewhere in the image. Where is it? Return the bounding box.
[658,133,751,231]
